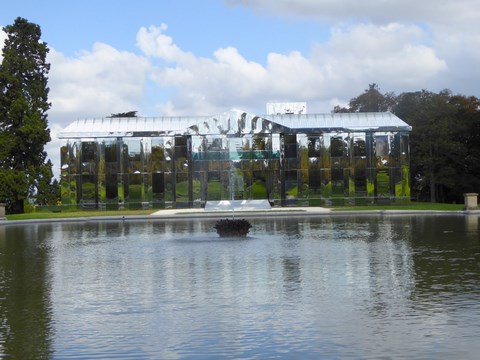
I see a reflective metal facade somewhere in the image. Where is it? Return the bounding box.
[59,110,411,209]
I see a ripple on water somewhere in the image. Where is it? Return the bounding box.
[1,216,480,359]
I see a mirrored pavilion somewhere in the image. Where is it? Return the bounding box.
[58,109,412,209]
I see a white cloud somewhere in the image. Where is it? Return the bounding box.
[311,23,447,92]
[136,23,194,64]
[225,0,480,96]
[225,0,480,26]
[46,42,151,177]
[47,42,151,124]
[45,123,64,178]
[135,23,446,115]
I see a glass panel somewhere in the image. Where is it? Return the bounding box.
[353,134,367,196]
[353,138,366,157]
[376,169,390,197]
[143,173,152,203]
[152,173,164,194]
[331,167,344,196]
[230,160,245,199]
[105,141,117,163]
[252,135,272,160]
[206,137,227,160]
[121,174,129,204]
[164,172,174,205]
[321,169,332,199]
[229,137,243,161]
[81,174,96,204]
[128,173,143,208]
[354,158,367,193]
[252,169,267,199]
[375,135,389,157]
[81,142,96,163]
[60,145,69,175]
[207,171,221,201]
[284,134,297,158]
[175,136,188,160]
[106,174,118,200]
[285,170,298,199]
[401,134,409,165]
[175,172,189,203]
[330,136,345,157]
[308,136,321,158]
[125,139,143,173]
[308,158,322,198]
[272,134,281,159]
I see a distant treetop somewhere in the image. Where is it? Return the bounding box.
[108,111,137,118]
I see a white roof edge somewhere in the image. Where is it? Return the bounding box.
[58,110,411,139]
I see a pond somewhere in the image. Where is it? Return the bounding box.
[1,214,480,359]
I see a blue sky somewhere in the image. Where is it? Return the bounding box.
[1,0,479,177]
[2,1,325,64]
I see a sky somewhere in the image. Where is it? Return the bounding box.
[1,0,479,178]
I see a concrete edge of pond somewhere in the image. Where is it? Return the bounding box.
[1,208,479,226]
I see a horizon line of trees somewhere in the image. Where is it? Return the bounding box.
[334,84,480,203]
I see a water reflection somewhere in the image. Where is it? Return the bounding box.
[0,215,479,359]
[0,224,55,360]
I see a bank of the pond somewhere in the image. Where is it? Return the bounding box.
[1,205,479,226]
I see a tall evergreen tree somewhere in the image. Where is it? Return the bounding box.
[0,17,51,213]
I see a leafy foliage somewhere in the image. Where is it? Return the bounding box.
[335,85,480,203]
[334,84,396,113]
[0,17,53,213]
[108,111,137,118]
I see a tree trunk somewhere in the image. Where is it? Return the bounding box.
[430,177,436,203]
[429,145,436,203]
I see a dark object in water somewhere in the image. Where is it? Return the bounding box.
[214,218,252,237]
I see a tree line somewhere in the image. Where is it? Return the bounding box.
[335,84,480,203]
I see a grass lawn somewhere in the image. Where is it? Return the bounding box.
[5,209,156,221]
[331,202,465,211]
[3,202,470,221]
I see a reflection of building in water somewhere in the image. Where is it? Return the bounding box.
[0,225,54,359]
[58,108,411,209]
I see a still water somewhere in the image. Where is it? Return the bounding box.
[1,215,479,359]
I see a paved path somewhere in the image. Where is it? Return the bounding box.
[150,206,332,218]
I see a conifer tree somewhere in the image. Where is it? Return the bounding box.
[0,17,51,213]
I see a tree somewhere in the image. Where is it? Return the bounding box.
[394,89,480,203]
[35,160,61,206]
[335,85,480,203]
[334,83,397,113]
[447,94,480,197]
[0,17,52,213]
[109,111,137,118]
